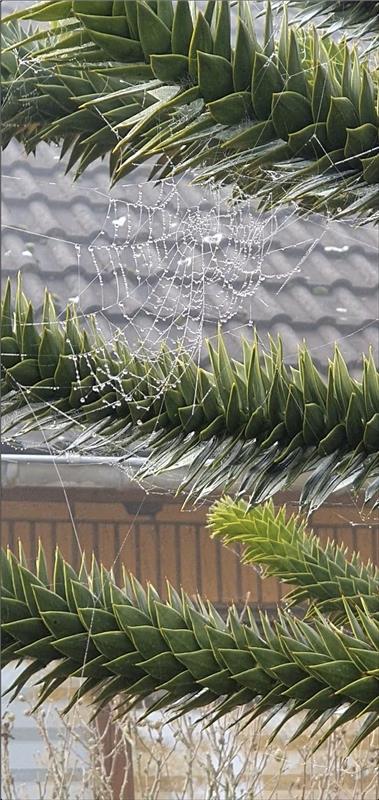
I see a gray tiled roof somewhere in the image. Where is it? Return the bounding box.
[3,139,378,374]
[1,0,378,372]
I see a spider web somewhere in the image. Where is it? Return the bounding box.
[70,176,326,350]
[2,94,378,461]
[2,163,334,459]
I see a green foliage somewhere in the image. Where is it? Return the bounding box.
[2,1,378,222]
[209,498,379,622]
[2,277,379,510]
[2,536,379,751]
[275,1,379,51]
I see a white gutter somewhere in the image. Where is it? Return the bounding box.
[1,453,184,490]
[1,454,142,466]
[1,454,350,497]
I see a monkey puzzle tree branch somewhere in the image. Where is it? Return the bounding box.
[209,498,379,622]
[2,277,379,510]
[2,1,379,223]
[2,541,379,751]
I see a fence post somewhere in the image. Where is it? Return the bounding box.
[97,708,135,799]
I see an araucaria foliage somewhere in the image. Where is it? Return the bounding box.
[273,1,379,51]
[209,498,379,622]
[2,278,379,510]
[2,1,378,222]
[2,503,379,752]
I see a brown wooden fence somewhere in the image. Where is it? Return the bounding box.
[2,487,378,610]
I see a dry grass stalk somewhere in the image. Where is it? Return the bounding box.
[1,696,131,800]
[128,704,379,800]
[2,698,379,799]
